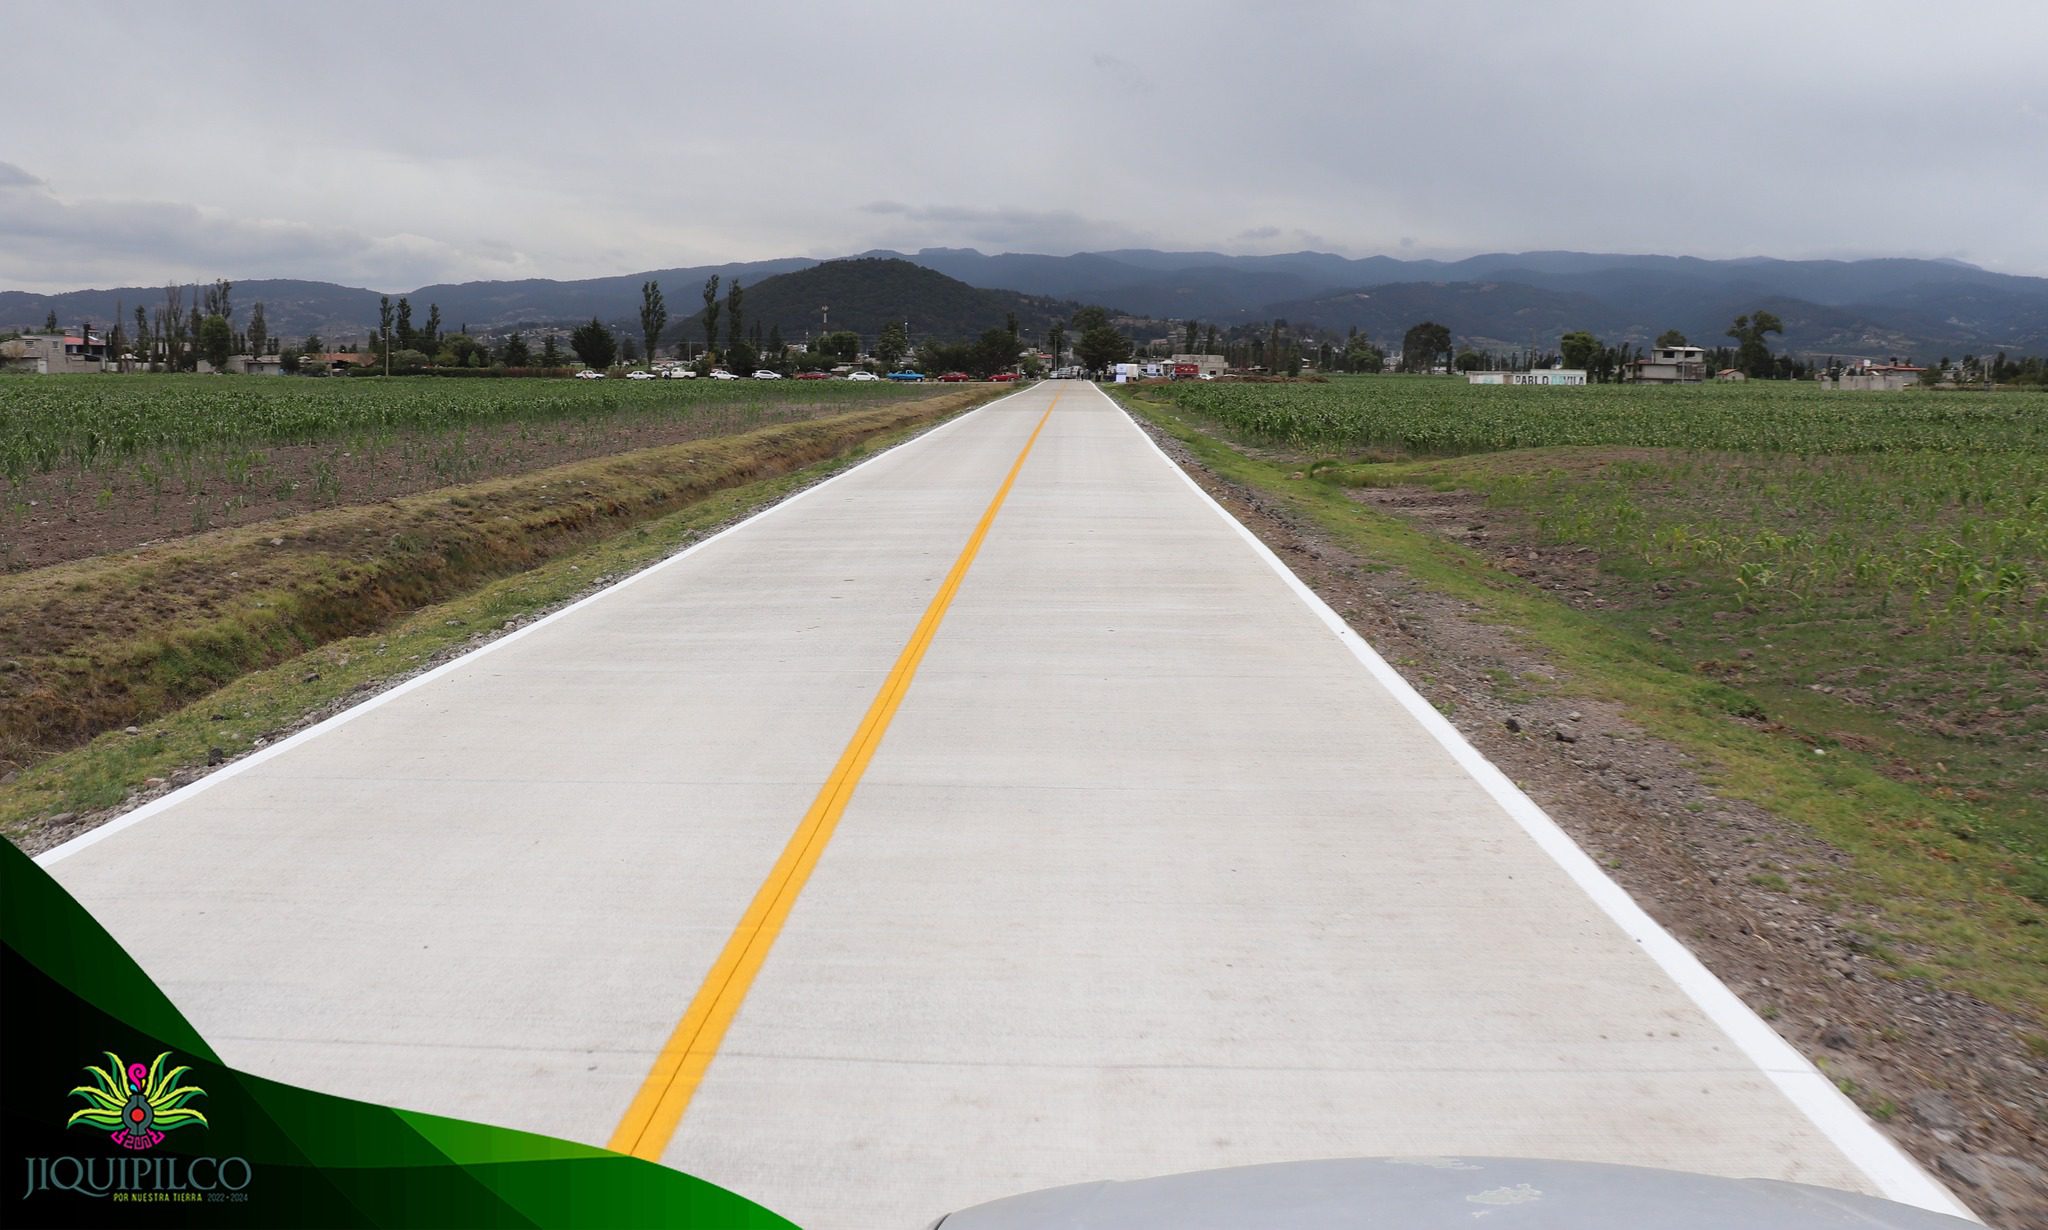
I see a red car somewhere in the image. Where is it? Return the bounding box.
[794,371,831,380]
[990,372,1021,382]
[938,371,973,382]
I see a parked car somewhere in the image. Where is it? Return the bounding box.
[663,367,696,378]
[846,371,880,381]
[574,370,605,379]
[625,370,657,380]
[709,368,740,380]
[990,372,1021,382]
[794,371,831,380]
[752,369,782,380]
[937,371,973,382]
[886,371,925,382]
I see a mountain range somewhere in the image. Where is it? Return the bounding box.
[7,248,2047,361]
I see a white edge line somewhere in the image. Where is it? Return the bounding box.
[34,386,1033,871]
[1106,389,1977,1223]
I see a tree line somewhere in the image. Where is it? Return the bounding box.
[44,276,2044,386]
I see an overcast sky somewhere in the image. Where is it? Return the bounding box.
[5,0,2045,293]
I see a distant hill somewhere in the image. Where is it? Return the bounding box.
[672,258,1082,349]
[8,247,2048,360]
[0,258,821,346]
[830,248,2048,357]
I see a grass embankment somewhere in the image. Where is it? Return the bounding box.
[1118,388,2048,1026]
[0,389,997,800]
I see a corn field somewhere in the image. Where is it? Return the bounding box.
[0,374,920,483]
[1162,377,2048,653]
[1154,376,2048,455]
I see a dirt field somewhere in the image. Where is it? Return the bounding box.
[2,395,916,571]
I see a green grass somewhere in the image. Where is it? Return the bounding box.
[1314,446,2048,907]
[1119,385,2048,1027]
[1149,373,2048,454]
[0,372,933,480]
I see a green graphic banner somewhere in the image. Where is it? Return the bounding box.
[1,840,797,1228]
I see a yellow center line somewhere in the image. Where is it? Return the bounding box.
[608,392,1060,1161]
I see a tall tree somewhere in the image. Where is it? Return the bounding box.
[396,298,415,351]
[247,302,269,359]
[814,330,861,362]
[540,334,562,367]
[876,320,908,370]
[1727,310,1784,378]
[569,317,617,369]
[725,339,759,375]
[158,283,192,371]
[1559,331,1600,371]
[1046,321,1065,369]
[1076,323,1132,373]
[1654,328,1689,348]
[199,315,234,370]
[203,279,232,320]
[43,309,58,333]
[970,327,1021,379]
[1184,320,1199,352]
[501,333,531,366]
[700,275,721,360]
[422,303,442,351]
[133,304,150,365]
[1400,321,1452,373]
[639,280,667,368]
[724,279,745,354]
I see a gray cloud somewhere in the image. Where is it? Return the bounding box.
[858,202,1160,253]
[3,0,2045,290]
[0,164,535,292]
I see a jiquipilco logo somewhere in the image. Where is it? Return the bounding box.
[19,1050,253,1204]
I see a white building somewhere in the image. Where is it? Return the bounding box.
[0,331,109,373]
[1169,352,1228,377]
[1631,345,1708,384]
[1821,361,1923,391]
[1468,369,1588,386]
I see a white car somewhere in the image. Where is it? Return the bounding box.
[625,370,656,380]
[846,370,880,381]
[708,369,740,380]
[752,369,782,380]
[663,367,696,378]
[574,370,605,379]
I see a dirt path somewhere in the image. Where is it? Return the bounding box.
[1133,415,2048,1228]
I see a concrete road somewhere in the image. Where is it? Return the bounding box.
[41,381,1968,1227]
